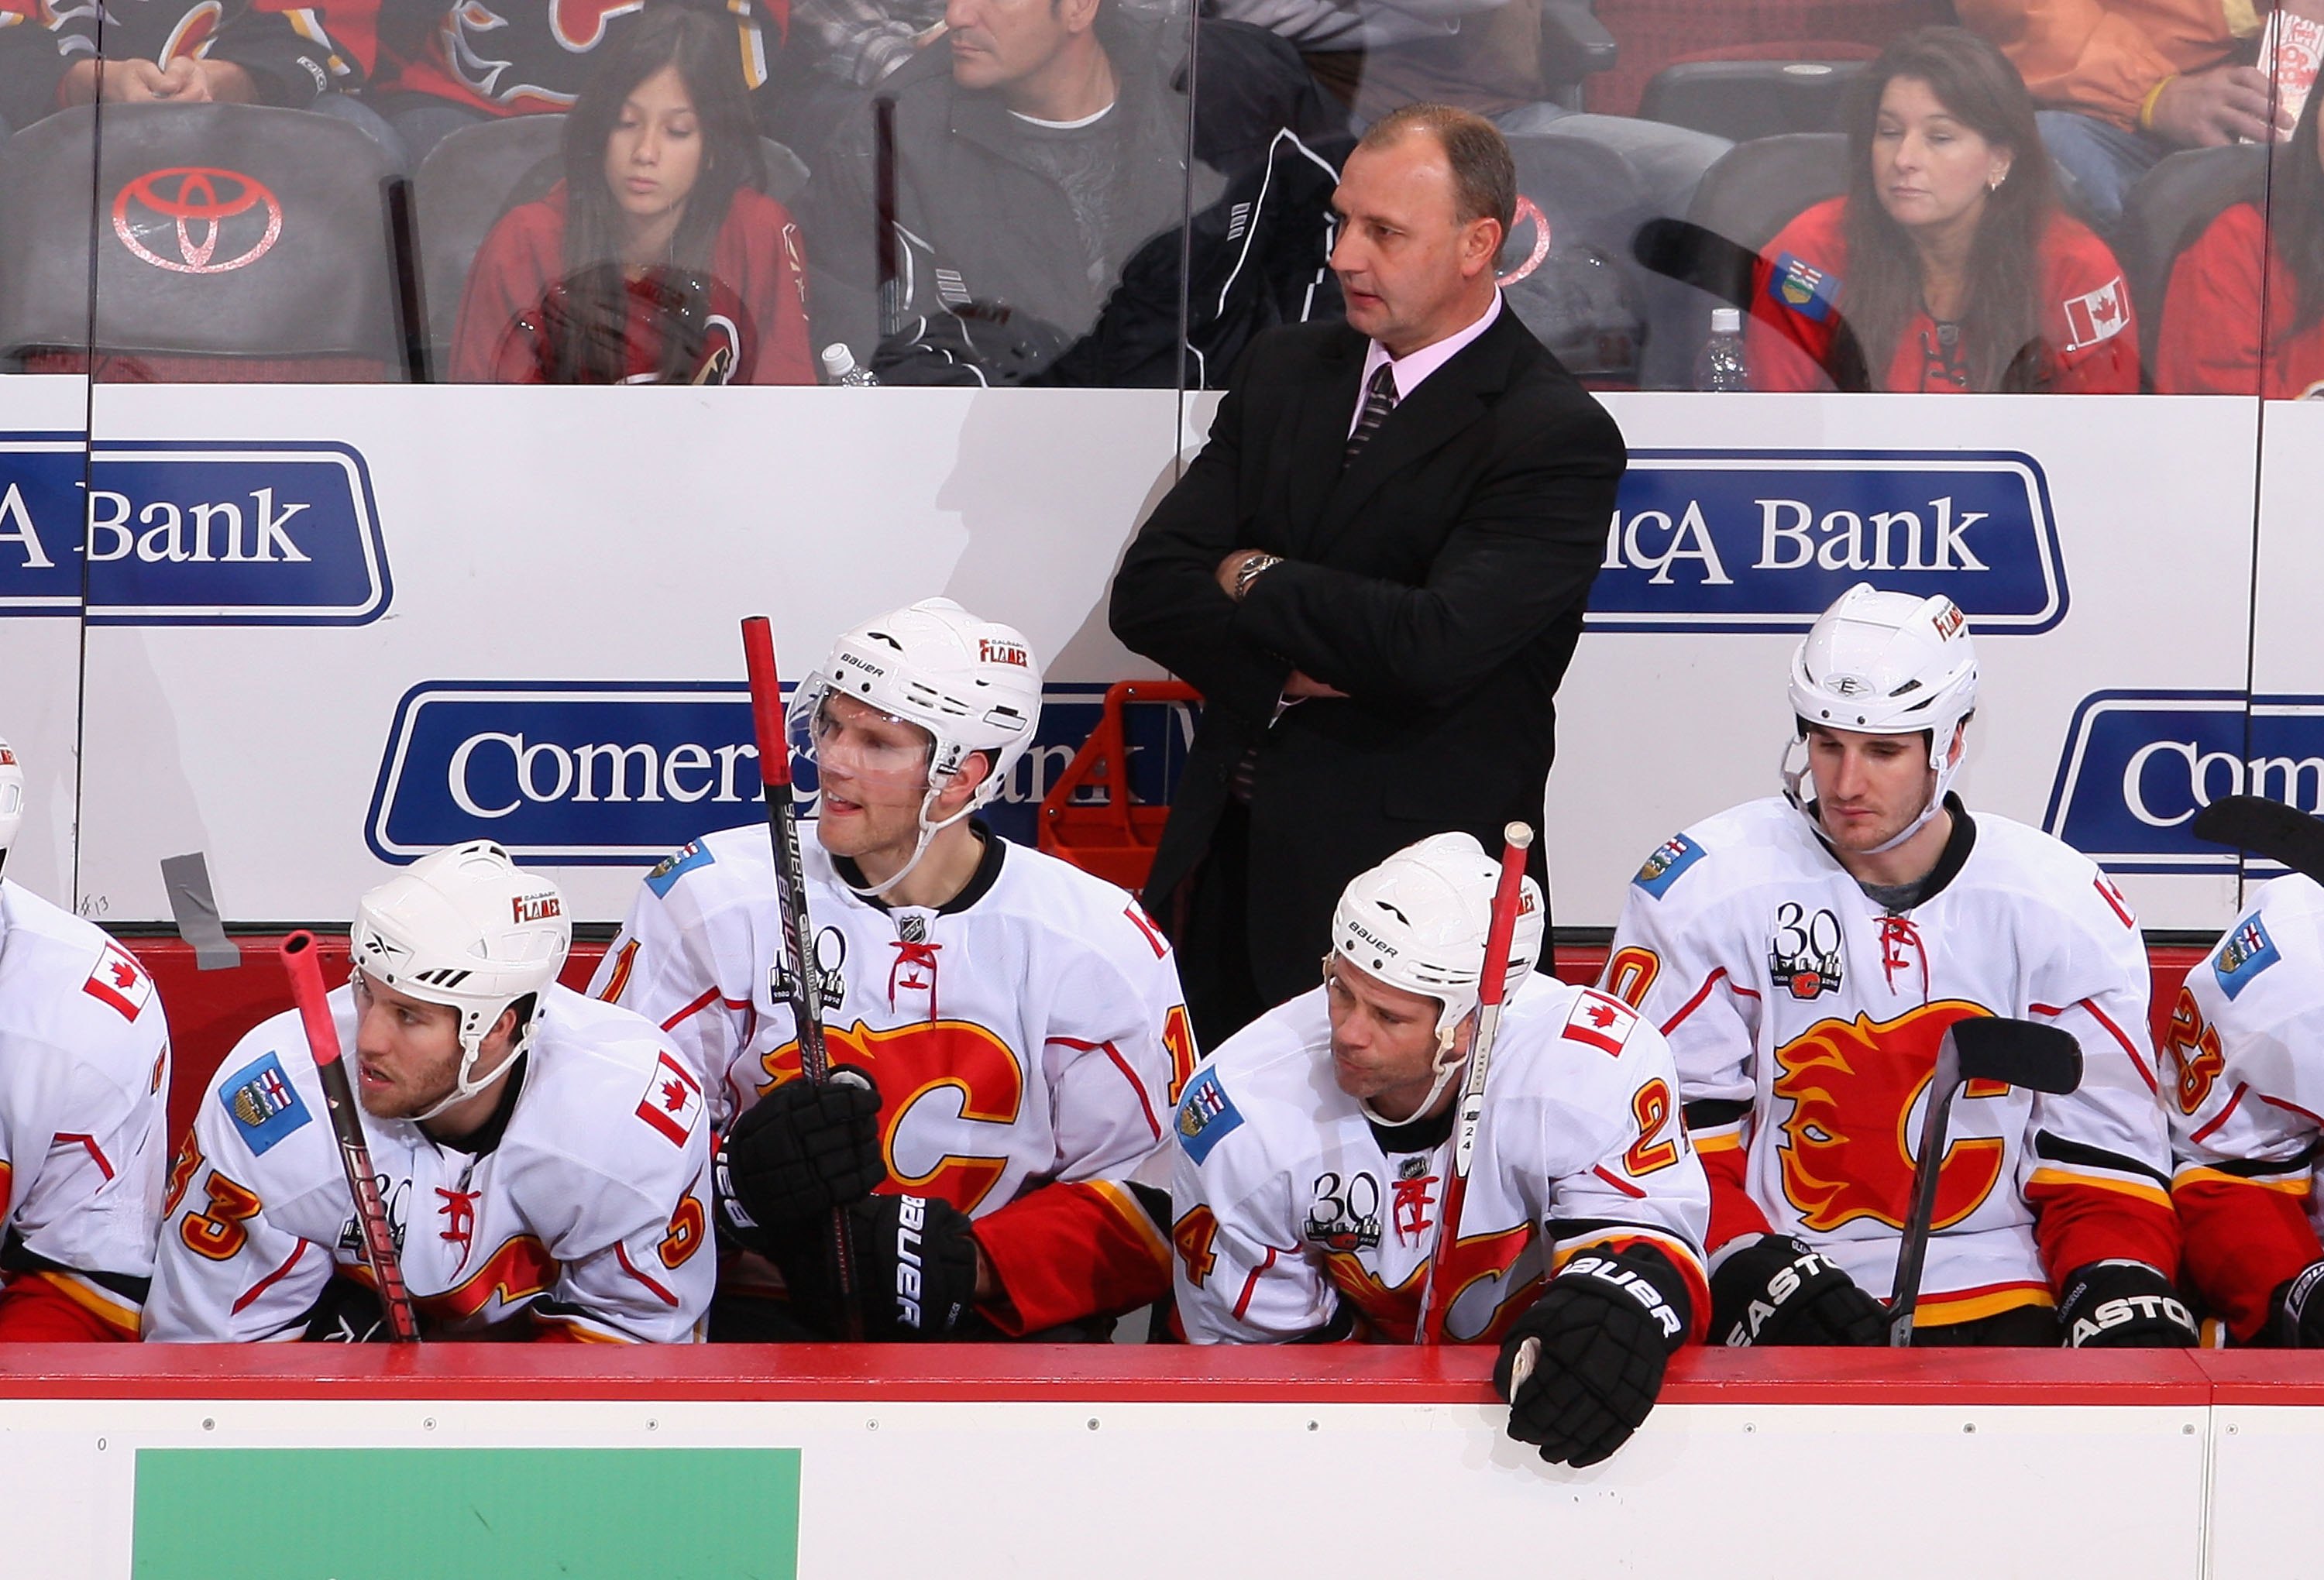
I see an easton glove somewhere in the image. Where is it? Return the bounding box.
[2059,1260,2199,1348]
[301,1276,393,1343]
[2268,1261,2324,1347]
[770,1194,982,1341]
[1494,1247,1690,1467]
[1708,1233,1886,1347]
[717,1066,885,1249]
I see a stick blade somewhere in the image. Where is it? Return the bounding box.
[2192,795,2324,884]
[1948,1016,2082,1096]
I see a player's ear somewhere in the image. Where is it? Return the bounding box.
[938,748,997,812]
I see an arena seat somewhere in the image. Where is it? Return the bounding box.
[413,115,810,381]
[1639,53,1870,142]
[1583,0,1954,117]
[1501,132,1657,386]
[2115,143,2271,377]
[0,103,410,380]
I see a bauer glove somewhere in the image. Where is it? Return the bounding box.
[770,1193,982,1341]
[300,1276,394,1343]
[2059,1260,2198,1348]
[1708,1232,1886,1347]
[2269,1261,2324,1347]
[717,1065,885,1249]
[1494,1246,1690,1467]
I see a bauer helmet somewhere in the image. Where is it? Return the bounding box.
[790,598,1042,897]
[1781,582,1978,854]
[349,840,570,1120]
[0,737,22,859]
[1329,832,1545,1123]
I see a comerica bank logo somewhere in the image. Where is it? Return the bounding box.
[367,681,1193,865]
[0,436,389,623]
[2047,692,2324,872]
[1588,450,2064,633]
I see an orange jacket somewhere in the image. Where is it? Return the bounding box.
[1958,0,2261,128]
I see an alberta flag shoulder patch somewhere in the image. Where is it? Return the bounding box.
[1769,252,1840,323]
[645,840,715,898]
[1175,1068,1245,1166]
[1633,833,1706,899]
[2214,914,2281,1001]
[220,1050,313,1156]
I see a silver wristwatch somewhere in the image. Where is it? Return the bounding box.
[1232,553,1283,600]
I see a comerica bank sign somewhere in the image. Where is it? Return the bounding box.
[368,682,1193,865]
[2047,692,2324,872]
[0,436,389,623]
[1588,450,2064,633]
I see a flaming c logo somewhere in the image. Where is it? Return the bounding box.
[112,167,283,275]
[1322,1224,1535,1344]
[1774,1001,2010,1233]
[760,1019,1027,1214]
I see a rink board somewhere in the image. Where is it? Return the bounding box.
[0,380,2295,933]
[2,1348,2319,1577]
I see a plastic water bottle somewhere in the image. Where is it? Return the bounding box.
[1693,307,1749,392]
[820,343,878,386]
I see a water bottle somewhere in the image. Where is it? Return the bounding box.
[1693,307,1749,392]
[820,343,879,386]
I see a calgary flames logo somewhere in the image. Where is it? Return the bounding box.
[1322,1224,1535,1344]
[112,167,283,276]
[1774,1001,2009,1233]
[760,1019,1026,1213]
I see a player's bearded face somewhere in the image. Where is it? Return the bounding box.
[1322,956,1470,1120]
[1807,725,1938,853]
[349,970,467,1119]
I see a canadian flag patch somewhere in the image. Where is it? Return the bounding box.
[82,943,153,1022]
[2062,276,2128,350]
[1561,989,1640,1056]
[635,1052,705,1148]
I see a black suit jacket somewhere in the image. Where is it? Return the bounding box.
[1108,307,1625,1004]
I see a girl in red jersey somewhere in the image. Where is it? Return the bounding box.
[2154,87,2324,399]
[1747,27,2137,394]
[449,5,812,385]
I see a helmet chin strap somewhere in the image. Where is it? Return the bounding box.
[409,1010,539,1123]
[833,780,983,902]
[1779,733,1961,860]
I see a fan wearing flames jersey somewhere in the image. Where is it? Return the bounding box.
[0,0,377,128]
[590,599,1192,1341]
[1604,584,2188,1348]
[146,843,713,1343]
[2166,874,2324,1345]
[0,738,172,1340]
[1174,833,1707,1466]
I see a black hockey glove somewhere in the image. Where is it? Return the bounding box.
[2059,1260,2199,1348]
[717,1066,885,1250]
[1708,1233,1886,1347]
[1494,1247,1690,1468]
[300,1276,393,1343]
[2268,1261,2324,1347]
[770,1194,983,1341]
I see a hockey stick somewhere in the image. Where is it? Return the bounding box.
[873,94,902,342]
[739,616,862,1338]
[280,932,420,1343]
[1886,1016,2082,1346]
[2192,794,2324,884]
[1415,822,1535,1346]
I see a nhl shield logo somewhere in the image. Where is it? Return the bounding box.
[112,167,284,276]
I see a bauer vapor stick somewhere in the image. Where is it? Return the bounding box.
[2192,794,2324,884]
[1886,1016,2082,1345]
[1416,822,1535,1345]
[280,932,420,1342]
[739,615,862,1334]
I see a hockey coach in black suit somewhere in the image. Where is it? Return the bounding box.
[1109,101,1628,1050]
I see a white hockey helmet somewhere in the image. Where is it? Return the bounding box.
[0,737,22,859]
[790,598,1043,896]
[1782,582,1978,854]
[349,840,570,1119]
[1329,832,1545,1121]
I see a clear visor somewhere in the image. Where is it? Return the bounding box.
[786,676,940,795]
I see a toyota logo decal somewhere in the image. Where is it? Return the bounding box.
[112,167,283,275]
[1495,195,1553,287]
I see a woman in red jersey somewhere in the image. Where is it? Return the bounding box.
[451,5,813,386]
[2154,87,2324,398]
[1747,27,2137,394]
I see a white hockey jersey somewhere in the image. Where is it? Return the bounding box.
[1605,797,2176,1328]
[2165,874,2324,1340]
[590,822,1192,1334]
[146,984,713,1343]
[0,879,171,1338]
[1172,972,1710,1345]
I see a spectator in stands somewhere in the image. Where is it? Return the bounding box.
[2155,79,2324,397]
[803,0,1325,384]
[449,5,812,384]
[1747,26,2138,393]
[370,0,775,167]
[1959,0,2315,232]
[0,0,397,156]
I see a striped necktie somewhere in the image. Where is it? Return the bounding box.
[1344,362,1398,463]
